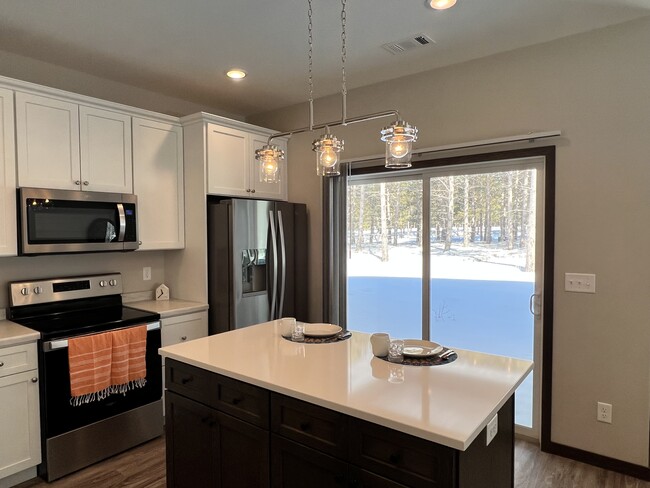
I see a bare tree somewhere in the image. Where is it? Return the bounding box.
[463,175,470,246]
[380,182,389,262]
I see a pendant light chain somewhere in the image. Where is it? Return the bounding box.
[308,0,314,130]
[341,0,347,124]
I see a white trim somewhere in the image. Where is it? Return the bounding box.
[342,130,562,166]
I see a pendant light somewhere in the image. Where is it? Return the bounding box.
[381,120,418,168]
[255,0,418,180]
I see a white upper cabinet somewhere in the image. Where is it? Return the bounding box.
[204,119,288,201]
[206,123,249,197]
[79,106,133,193]
[0,88,17,257]
[15,92,133,193]
[15,92,80,190]
[132,117,184,250]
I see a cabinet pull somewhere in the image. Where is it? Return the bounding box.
[181,336,187,341]
[180,376,193,385]
[388,452,402,465]
[74,180,81,185]
[31,377,38,383]
[83,180,89,186]
[231,397,243,405]
[299,421,311,431]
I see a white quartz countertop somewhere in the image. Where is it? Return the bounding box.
[159,321,533,451]
[126,299,208,318]
[0,320,40,347]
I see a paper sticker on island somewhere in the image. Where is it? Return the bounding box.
[156,283,170,301]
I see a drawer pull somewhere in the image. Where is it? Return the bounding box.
[31,377,38,383]
[231,397,243,405]
[181,336,187,341]
[180,376,193,385]
[389,452,402,465]
[299,421,311,431]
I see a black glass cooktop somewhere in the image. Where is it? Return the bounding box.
[8,295,160,341]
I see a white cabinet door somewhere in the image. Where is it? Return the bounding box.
[0,88,16,257]
[80,106,132,193]
[250,134,288,201]
[206,123,249,197]
[133,117,185,250]
[0,370,41,479]
[15,92,80,190]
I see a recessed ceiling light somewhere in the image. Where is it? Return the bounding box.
[226,69,247,80]
[429,0,456,10]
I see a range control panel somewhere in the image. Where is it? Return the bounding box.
[9,273,123,307]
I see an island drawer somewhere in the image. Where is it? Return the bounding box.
[215,373,269,429]
[166,359,269,428]
[166,359,215,407]
[271,393,348,459]
[349,418,456,488]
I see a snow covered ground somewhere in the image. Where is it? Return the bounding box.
[347,240,535,427]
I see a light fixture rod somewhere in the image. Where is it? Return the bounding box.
[266,110,400,145]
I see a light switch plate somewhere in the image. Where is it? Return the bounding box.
[565,273,596,293]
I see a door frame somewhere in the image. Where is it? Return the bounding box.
[324,146,556,442]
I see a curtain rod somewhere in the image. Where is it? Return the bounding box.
[341,130,562,166]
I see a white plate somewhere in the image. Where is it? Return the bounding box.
[303,323,343,337]
[402,339,443,358]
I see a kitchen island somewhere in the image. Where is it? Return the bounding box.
[159,321,532,488]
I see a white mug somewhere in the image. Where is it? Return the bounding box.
[370,333,390,357]
[280,317,296,338]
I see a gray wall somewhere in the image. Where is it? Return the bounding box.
[249,17,650,467]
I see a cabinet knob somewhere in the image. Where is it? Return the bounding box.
[246,189,251,193]
[181,336,187,341]
[0,362,4,367]
[83,181,89,186]
[138,241,142,245]
[31,377,38,383]
[74,180,81,185]
[251,189,256,193]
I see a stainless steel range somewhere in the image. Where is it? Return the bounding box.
[8,273,163,481]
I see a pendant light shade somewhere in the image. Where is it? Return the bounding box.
[313,132,344,176]
[255,144,285,183]
[381,120,418,168]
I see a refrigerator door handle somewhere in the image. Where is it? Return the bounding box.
[269,210,278,320]
[277,210,287,319]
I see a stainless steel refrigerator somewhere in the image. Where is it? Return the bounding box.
[208,198,308,334]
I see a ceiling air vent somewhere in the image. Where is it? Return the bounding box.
[381,34,435,55]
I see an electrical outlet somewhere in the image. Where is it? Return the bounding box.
[486,413,498,446]
[143,267,152,281]
[565,273,596,293]
[597,402,612,424]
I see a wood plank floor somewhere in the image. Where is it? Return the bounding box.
[15,437,650,488]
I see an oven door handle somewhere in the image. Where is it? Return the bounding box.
[42,321,161,352]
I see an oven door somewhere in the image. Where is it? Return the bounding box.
[39,323,162,439]
[18,187,138,255]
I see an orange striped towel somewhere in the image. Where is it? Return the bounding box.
[110,325,147,394]
[68,325,148,406]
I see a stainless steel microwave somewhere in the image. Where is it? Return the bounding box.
[18,187,139,255]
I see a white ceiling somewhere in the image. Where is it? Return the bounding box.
[0,0,648,117]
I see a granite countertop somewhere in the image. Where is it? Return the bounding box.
[159,320,533,451]
[125,299,208,319]
[0,320,40,348]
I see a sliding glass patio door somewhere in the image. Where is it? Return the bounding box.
[345,157,545,437]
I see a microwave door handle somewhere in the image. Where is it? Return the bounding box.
[117,203,126,242]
